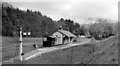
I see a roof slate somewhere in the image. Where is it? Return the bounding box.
[58,30,76,37]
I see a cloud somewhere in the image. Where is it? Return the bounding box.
[2,0,119,24]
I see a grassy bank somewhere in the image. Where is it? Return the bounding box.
[2,36,118,64]
[88,36,118,64]
[13,43,94,64]
[11,36,118,64]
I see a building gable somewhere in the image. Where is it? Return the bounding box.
[58,30,76,37]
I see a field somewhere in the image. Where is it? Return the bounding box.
[2,36,43,61]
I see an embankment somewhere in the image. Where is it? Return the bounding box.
[4,36,118,64]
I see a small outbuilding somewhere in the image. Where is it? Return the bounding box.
[43,36,55,47]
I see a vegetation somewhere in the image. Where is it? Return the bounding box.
[2,36,43,61]
[88,18,118,40]
[57,18,87,36]
[5,36,118,64]
[2,2,118,40]
[2,3,87,37]
[2,3,58,37]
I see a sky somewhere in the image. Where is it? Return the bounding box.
[1,0,119,24]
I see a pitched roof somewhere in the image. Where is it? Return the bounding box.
[58,30,76,37]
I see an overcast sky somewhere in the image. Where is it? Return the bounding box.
[2,0,119,24]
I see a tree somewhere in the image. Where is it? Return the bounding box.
[89,18,114,39]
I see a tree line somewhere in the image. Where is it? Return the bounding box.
[88,18,118,40]
[2,3,86,37]
[2,2,118,40]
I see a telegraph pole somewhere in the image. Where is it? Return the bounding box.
[19,26,23,61]
[19,26,31,61]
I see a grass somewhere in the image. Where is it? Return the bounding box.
[2,36,118,64]
[2,36,43,61]
[2,36,88,62]
[89,36,118,64]
[13,36,118,64]
[17,43,94,64]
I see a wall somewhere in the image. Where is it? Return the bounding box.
[53,32,63,45]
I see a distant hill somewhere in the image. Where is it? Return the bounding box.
[2,2,117,38]
[2,2,84,37]
[2,3,59,37]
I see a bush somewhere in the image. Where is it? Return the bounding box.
[109,34,114,36]
[93,34,102,40]
[88,18,115,40]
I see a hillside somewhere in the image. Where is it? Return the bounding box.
[2,3,86,37]
[2,3,58,37]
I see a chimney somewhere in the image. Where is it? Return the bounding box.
[59,26,62,31]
